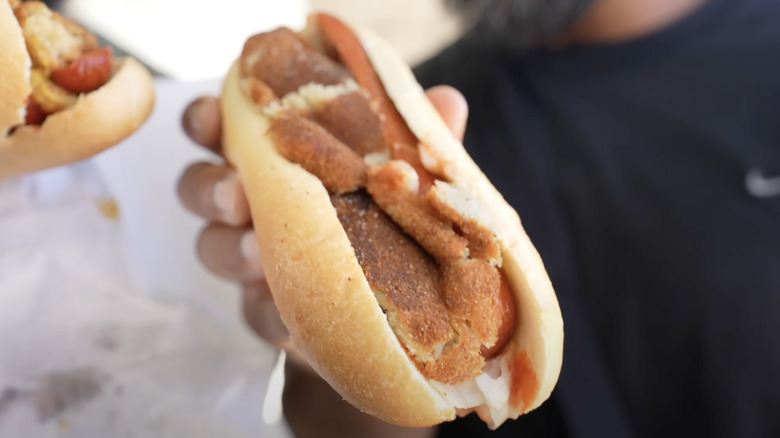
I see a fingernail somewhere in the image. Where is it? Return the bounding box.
[182,101,203,138]
[213,177,236,213]
[241,231,261,262]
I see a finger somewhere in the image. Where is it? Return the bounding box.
[425,85,468,142]
[182,96,223,155]
[178,162,251,226]
[242,280,290,345]
[197,225,264,281]
[242,281,312,370]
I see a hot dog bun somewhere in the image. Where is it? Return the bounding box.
[220,15,563,428]
[0,0,155,180]
[0,0,31,134]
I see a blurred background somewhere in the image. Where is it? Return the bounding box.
[56,0,464,80]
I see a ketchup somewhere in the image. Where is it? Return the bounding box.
[24,99,47,125]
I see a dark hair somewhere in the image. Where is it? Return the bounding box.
[445,0,597,50]
[41,0,65,11]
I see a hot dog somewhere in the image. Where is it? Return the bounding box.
[220,14,563,428]
[0,0,154,180]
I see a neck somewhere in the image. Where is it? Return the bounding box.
[551,0,708,47]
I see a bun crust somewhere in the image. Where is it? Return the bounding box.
[356,27,564,415]
[0,1,155,180]
[221,19,563,427]
[0,58,155,180]
[0,0,31,134]
[222,63,456,426]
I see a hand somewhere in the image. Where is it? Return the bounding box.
[177,86,468,438]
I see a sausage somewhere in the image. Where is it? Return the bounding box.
[238,15,519,382]
[50,47,113,94]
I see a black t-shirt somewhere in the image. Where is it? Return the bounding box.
[415,0,780,437]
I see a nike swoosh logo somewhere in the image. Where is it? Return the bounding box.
[745,168,780,198]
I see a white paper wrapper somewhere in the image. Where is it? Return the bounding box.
[0,79,292,438]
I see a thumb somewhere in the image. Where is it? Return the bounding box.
[425,85,469,142]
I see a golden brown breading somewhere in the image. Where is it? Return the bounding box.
[30,67,76,113]
[9,0,22,10]
[241,27,352,97]
[268,111,368,194]
[14,1,97,72]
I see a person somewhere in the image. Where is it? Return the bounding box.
[176,0,780,437]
